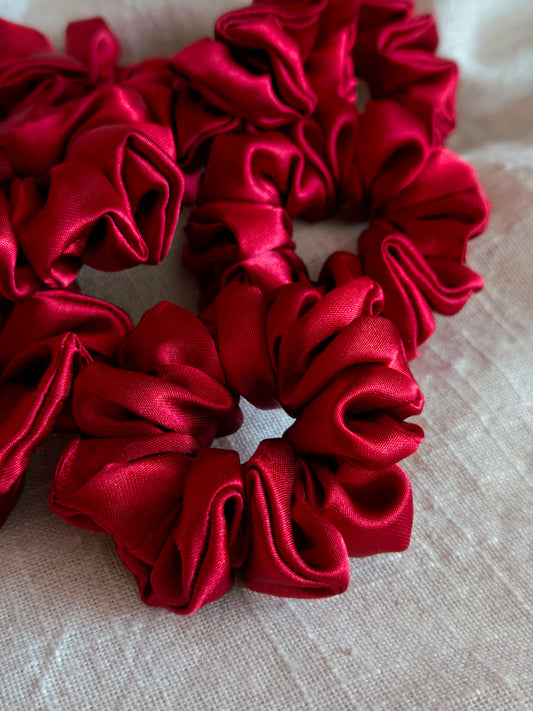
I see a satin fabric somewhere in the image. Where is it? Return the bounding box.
[351,100,490,357]
[0,18,185,299]
[171,0,455,143]
[50,433,414,611]
[0,290,131,526]
[170,0,358,197]
[177,0,487,358]
[355,0,458,144]
[185,99,488,359]
[184,110,358,304]
[171,0,356,129]
[0,1,486,613]
[0,0,469,310]
[51,434,246,615]
[242,439,413,596]
[212,279,423,467]
[71,301,243,443]
[170,0,457,187]
[50,292,420,611]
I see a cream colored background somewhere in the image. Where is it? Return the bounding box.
[0,1,532,709]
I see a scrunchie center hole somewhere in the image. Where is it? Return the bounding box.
[356,78,371,113]
[293,216,368,281]
[214,398,294,462]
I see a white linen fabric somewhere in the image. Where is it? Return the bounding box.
[0,1,531,709]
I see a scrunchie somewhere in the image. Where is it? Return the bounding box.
[184,105,488,358]
[49,283,422,612]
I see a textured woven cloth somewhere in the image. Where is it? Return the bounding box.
[1,0,532,709]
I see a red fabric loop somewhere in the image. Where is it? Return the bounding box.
[0,18,185,299]
[48,290,422,611]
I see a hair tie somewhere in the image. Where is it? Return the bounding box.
[0,17,185,299]
[50,298,419,611]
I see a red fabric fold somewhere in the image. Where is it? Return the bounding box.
[50,434,246,614]
[171,1,324,129]
[0,290,131,525]
[213,277,422,411]
[358,226,485,356]
[284,365,423,468]
[241,438,350,598]
[300,456,413,556]
[71,301,242,443]
[0,333,89,526]
[212,278,423,470]
[355,0,458,143]
[65,18,120,84]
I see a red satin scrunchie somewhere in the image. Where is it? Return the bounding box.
[181,0,489,358]
[0,17,185,299]
[50,297,420,612]
[185,104,489,358]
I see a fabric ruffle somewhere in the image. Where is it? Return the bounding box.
[0,290,130,526]
[355,0,458,143]
[213,279,423,468]
[349,100,490,356]
[71,301,243,444]
[185,98,488,359]
[0,18,184,299]
[50,434,246,614]
[170,0,456,179]
[50,433,415,611]
[171,0,356,129]
[184,103,359,303]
